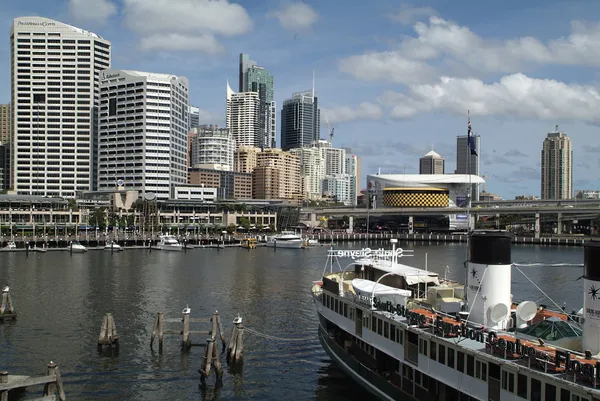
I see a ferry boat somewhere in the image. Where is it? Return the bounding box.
[265,231,304,249]
[155,235,183,251]
[311,231,600,401]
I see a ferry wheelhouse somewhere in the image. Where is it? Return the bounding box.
[311,231,600,401]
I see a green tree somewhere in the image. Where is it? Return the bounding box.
[88,207,107,230]
[226,224,237,233]
[238,216,251,229]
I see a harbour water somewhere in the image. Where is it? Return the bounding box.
[0,241,585,400]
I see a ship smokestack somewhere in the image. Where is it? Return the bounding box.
[466,231,513,330]
[583,241,600,355]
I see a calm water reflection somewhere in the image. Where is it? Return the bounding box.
[0,240,584,400]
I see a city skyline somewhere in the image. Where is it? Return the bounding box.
[0,1,599,199]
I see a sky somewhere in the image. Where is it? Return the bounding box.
[2,0,600,199]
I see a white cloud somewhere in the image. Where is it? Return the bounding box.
[123,0,252,52]
[385,73,600,123]
[389,5,437,25]
[323,102,383,124]
[338,52,436,85]
[68,0,117,25]
[268,2,319,31]
[339,16,600,83]
[140,33,223,54]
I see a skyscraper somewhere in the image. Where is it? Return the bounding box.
[281,91,320,151]
[541,127,573,200]
[226,81,260,148]
[0,104,10,144]
[420,150,445,174]
[189,105,200,129]
[11,17,111,197]
[238,54,276,149]
[190,124,235,171]
[97,70,189,199]
[455,134,480,201]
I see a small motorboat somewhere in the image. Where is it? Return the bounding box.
[3,241,16,250]
[104,241,122,252]
[70,241,87,253]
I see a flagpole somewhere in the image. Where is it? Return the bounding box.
[465,110,472,306]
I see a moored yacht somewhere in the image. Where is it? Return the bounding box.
[265,231,304,249]
[312,232,600,401]
[155,235,183,251]
[104,241,122,252]
[70,241,87,253]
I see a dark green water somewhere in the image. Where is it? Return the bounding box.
[0,241,584,400]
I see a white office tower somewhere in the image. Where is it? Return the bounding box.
[466,231,513,330]
[226,81,260,149]
[344,153,360,206]
[97,70,189,199]
[311,140,346,175]
[190,125,235,171]
[322,174,354,206]
[10,17,111,197]
[290,147,325,200]
[189,105,201,129]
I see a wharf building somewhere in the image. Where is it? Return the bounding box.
[281,91,320,151]
[367,173,485,230]
[189,124,235,171]
[226,81,260,149]
[97,69,189,200]
[420,150,445,174]
[455,135,480,202]
[238,54,276,149]
[10,16,111,197]
[541,127,573,200]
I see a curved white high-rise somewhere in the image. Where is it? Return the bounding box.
[10,17,111,197]
[226,81,260,149]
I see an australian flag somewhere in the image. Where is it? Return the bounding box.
[468,117,478,156]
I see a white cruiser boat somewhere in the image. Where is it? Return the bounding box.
[155,235,183,251]
[265,231,304,249]
[3,241,16,250]
[312,232,600,401]
[104,241,122,252]
[70,241,87,253]
[305,238,319,247]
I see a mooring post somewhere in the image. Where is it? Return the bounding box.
[98,314,108,346]
[157,312,164,349]
[235,326,244,361]
[98,313,119,347]
[0,371,8,401]
[43,362,58,397]
[212,336,223,383]
[215,312,226,350]
[151,313,159,348]
[182,306,191,348]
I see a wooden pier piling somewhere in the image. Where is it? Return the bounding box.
[0,286,16,321]
[226,315,244,364]
[97,313,119,348]
[0,362,66,401]
[150,307,214,350]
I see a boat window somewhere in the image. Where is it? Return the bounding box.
[457,351,464,372]
[372,316,376,331]
[517,374,528,399]
[398,329,404,344]
[447,347,454,368]
[343,303,348,317]
[430,341,436,360]
[466,354,474,376]
[384,321,389,338]
[349,307,354,321]
[481,362,487,381]
[419,338,428,356]
[438,344,446,364]
[334,299,338,313]
[501,371,514,392]
[488,362,499,380]
[530,378,541,401]
[560,389,570,401]
[390,325,396,342]
[377,318,383,336]
[363,315,369,329]
[545,383,556,401]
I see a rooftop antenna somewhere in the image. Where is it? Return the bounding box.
[311,69,315,101]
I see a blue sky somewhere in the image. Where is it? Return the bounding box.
[2,0,600,199]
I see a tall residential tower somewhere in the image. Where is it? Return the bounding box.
[238,54,276,149]
[10,17,111,197]
[541,127,573,200]
[226,81,260,148]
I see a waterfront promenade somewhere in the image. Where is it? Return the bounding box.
[0,231,594,250]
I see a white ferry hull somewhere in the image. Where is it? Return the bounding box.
[265,239,304,249]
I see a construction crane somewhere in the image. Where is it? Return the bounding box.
[322,110,335,145]
[481,175,489,193]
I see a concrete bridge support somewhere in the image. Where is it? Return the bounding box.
[408,216,414,235]
[348,216,354,233]
[557,212,562,235]
[535,213,540,239]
